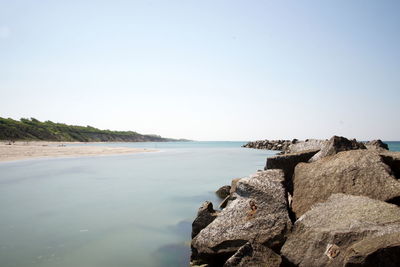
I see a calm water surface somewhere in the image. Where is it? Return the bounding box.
[387,141,400,152]
[1,141,399,267]
[0,141,275,267]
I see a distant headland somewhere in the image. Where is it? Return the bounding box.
[0,117,186,142]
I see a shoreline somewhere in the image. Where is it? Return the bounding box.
[0,141,156,163]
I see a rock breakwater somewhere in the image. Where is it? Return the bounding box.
[191,136,399,266]
[242,139,295,152]
[242,137,388,155]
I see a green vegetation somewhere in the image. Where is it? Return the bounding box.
[0,117,180,142]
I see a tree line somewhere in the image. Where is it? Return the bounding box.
[0,117,178,142]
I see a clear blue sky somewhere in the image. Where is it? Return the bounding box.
[1,0,399,141]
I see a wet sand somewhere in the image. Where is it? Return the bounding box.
[0,141,154,162]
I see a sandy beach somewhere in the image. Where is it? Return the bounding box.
[0,141,154,162]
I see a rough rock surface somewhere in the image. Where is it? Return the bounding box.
[288,139,327,153]
[191,170,291,265]
[192,201,218,239]
[265,149,319,194]
[292,150,400,218]
[365,139,389,150]
[223,242,281,267]
[216,185,231,199]
[343,232,400,266]
[309,136,366,162]
[281,194,400,267]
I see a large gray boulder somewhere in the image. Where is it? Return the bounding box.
[265,149,319,194]
[365,139,389,150]
[292,150,400,218]
[192,201,218,238]
[310,135,366,162]
[191,170,291,265]
[216,185,231,199]
[223,242,281,267]
[343,232,400,266]
[288,139,327,153]
[281,194,400,267]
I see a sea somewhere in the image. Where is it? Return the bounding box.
[0,141,399,267]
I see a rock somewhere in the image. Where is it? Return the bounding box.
[281,194,400,267]
[343,232,400,266]
[292,150,400,218]
[191,170,291,265]
[288,139,327,153]
[219,178,243,209]
[380,151,400,182]
[230,178,241,194]
[365,139,389,150]
[309,136,366,162]
[265,149,320,194]
[223,242,281,267]
[244,137,366,156]
[219,195,230,209]
[216,185,231,199]
[242,140,292,152]
[192,201,218,239]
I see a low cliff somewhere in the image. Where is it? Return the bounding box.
[0,117,185,142]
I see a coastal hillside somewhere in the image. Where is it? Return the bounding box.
[0,117,181,142]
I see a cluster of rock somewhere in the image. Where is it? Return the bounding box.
[243,137,389,156]
[191,136,400,266]
[242,139,296,152]
[365,139,389,150]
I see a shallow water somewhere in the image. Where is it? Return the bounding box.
[1,140,399,267]
[0,142,274,267]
